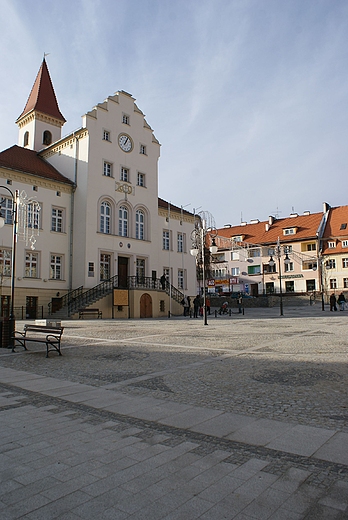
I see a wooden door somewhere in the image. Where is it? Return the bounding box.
[140,293,152,318]
[118,257,128,288]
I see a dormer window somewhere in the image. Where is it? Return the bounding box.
[328,241,336,249]
[284,228,296,235]
[43,130,52,146]
[232,235,243,242]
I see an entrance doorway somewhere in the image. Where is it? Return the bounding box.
[140,293,152,318]
[118,257,129,288]
[26,296,38,319]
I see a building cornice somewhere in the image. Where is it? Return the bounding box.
[0,168,73,193]
[17,110,64,129]
[40,129,88,159]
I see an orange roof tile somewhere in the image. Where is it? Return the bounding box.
[17,59,66,123]
[321,206,348,254]
[0,145,74,185]
[215,213,324,246]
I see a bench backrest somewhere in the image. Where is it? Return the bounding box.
[24,325,64,335]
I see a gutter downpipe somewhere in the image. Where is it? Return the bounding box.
[69,133,79,295]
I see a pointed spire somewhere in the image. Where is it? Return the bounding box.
[16,58,66,123]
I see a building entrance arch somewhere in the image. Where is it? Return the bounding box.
[140,293,152,318]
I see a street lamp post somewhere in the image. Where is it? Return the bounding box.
[268,237,290,316]
[190,214,217,325]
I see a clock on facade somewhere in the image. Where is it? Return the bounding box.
[118,134,133,152]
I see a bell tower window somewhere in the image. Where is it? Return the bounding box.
[23,131,29,147]
[43,130,52,145]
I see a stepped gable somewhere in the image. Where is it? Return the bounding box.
[0,145,73,185]
[216,212,323,245]
[16,58,66,123]
[321,205,348,254]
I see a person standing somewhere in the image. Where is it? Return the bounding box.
[237,293,243,314]
[193,295,200,318]
[206,296,211,315]
[330,293,337,311]
[337,292,346,311]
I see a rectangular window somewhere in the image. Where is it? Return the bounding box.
[177,233,183,253]
[231,267,240,276]
[342,240,348,248]
[307,243,316,251]
[342,258,348,268]
[122,114,129,125]
[0,248,11,276]
[178,269,185,289]
[140,144,147,155]
[326,259,336,269]
[284,262,294,272]
[330,279,337,289]
[0,197,13,225]
[285,281,295,292]
[328,241,336,249]
[136,258,145,283]
[25,252,38,278]
[103,161,112,177]
[284,228,295,235]
[103,130,110,141]
[231,251,239,261]
[121,167,129,182]
[50,255,62,280]
[88,262,94,277]
[247,265,261,275]
[248,248,261,258]
[137,172,145,187]
[100,253,111,281]
[163,230,170,251]
[344,278,348,288]
[302,261,317,270]
[51,208,63,232]
[28,202,41,229]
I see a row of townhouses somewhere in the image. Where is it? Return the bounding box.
[208,204,348,301]
[0,58,197,319]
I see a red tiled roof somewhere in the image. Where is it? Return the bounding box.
[321,206,348,254]
[215,213,324,246]
[0,145,74,185]
[17,59,66,123]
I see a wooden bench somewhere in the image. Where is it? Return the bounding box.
[78,308,102,319]
[12,325,64,358]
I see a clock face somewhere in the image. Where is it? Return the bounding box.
[118,134,133,152]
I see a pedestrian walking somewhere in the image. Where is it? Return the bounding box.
[330,293,337,311]
[193,295,200,318]
[337,292,346,311]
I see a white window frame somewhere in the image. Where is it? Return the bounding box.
[231,267,240,276]
[103,161,113,177]
[135,210,144,240]
[284,261,294,272]
[120,167,129,182]
[119,206,128,237]
[326,259,336,269]
[0,248,11,276]
[330,278,337,289]
[328,241,336,249]
[163,230,170,251]
[344,277,348,288]
[177,232,184,253]
[100,253,111,281]
[103,130,111,141]
[25,251,39,278]
[122,114,130,125]
[342,258,348,268]
[1,196,13,225]
[178,269,185,289]
[140,144,147,155]
[51,207,64,233]
[100,201,111,234]
[50,254,63,280]
[137,172,145,187]
[284,228,295,235]
[342,240,348,248]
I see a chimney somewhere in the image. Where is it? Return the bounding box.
[265,223,269,231]
[268,216,274,225]
[303,211,310,216]
[323,202,330,214]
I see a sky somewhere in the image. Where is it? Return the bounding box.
[1,0,348,228]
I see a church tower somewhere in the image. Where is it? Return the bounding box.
[16,58,66,151]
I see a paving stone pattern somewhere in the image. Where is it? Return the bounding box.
[0,306,347,518]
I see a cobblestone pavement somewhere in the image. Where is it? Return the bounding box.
[0,306,347,519]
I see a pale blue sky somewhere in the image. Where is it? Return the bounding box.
[1,0,347,227]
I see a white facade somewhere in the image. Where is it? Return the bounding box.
[0,64,196,319]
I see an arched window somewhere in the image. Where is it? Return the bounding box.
[100,201,111,234]
[23,131,29,147]
[119,206,128,237]
[43,130,52,145]
[135,210,145,240]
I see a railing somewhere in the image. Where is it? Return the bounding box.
[48,275,185,317]
[48,286,83,314]
[1,306,44,320]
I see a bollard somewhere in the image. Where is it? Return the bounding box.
[215,309,217,318]
[229,309,232,316]
[168,311,171,318]
[243,307,245,315]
